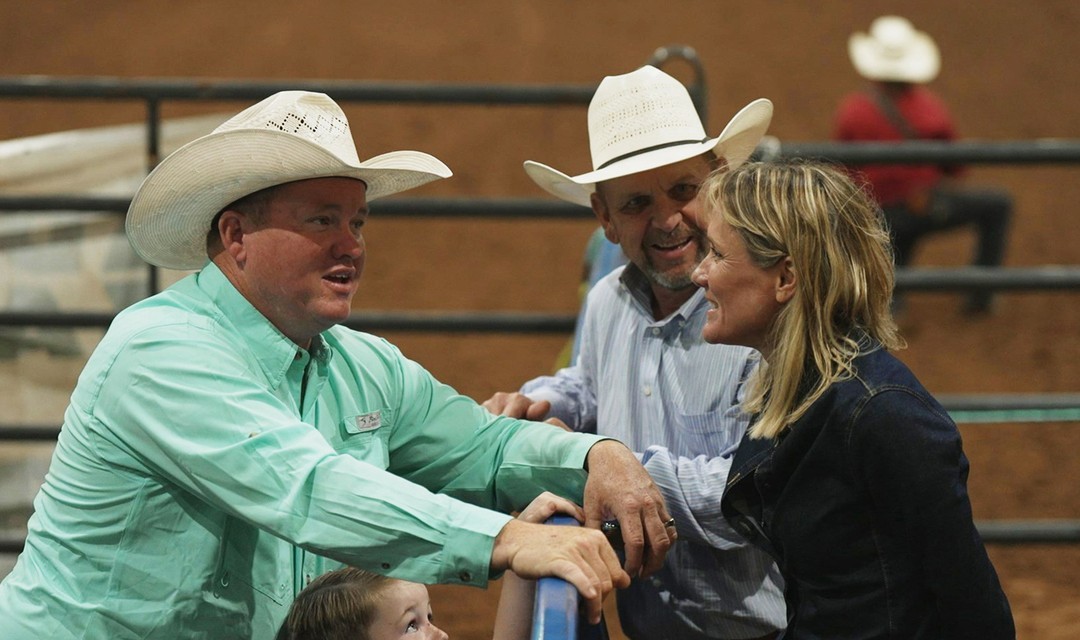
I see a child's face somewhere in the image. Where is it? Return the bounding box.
[369,581,449,640]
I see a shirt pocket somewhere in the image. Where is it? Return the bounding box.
[335,410,392,468]
[674,405,747,458]
[214,517,291,608]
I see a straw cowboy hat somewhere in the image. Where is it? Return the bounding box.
[523,65,773,207]
[849,16,941,84]
[126,90,452,270]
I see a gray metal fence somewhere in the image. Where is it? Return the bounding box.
[0,46,1077,553]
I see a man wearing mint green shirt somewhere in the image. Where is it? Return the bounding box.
[0,91,674,639]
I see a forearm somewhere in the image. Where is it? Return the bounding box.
[491,420,606,509]
[639,445,749,549]
[492,572,536,640]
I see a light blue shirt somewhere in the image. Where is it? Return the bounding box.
[524,265,787,639]
[0,263,604,639]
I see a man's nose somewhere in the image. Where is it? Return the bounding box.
[335,228,364,259]
[653,199,685,233]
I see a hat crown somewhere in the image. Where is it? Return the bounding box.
[869,16,921,58]
[587,66,707,171]
[216,90,361,164]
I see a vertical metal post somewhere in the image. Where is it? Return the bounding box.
[145,97,161,296]
[647,44,708,127]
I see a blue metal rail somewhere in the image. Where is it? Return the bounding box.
[532,515,608,640]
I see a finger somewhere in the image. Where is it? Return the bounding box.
[480,394,505,414]
[640,510,676,576]
[524,399,552,421]
[582,586,604,625]
[578,536,623,625]
[617,513,646,577]
[553,554,603,617]
[542,493,585,522]
[498,395,532,418]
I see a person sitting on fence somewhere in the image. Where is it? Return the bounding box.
[0,90,677,640]
[276,492,582,640]
[689,158,1014,638]
[483,65,787,640]
[833,15,1012,314]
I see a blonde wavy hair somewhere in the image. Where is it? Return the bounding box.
[699,160,904,439]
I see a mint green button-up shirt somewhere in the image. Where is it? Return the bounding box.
[0,264,603,639]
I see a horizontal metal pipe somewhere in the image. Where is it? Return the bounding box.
[0,76,599,106]
[895,267,1080,292]
[938,394,1080,412]
[0,425,61,441]
[2,520,1078,556]
[0,196,593,218]
[0,310,580,332]
[976,520,1080,545]
[779,139,1080,164]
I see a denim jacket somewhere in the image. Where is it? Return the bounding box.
[722,342,1014,639]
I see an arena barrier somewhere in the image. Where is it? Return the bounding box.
[532,516,608,640]
[0,41,1077,593]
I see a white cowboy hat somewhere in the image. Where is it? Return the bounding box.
[848,16,941,84]
[523,65,773,207]
[126,90,452,270]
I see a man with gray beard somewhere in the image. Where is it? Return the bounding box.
[483,66,786,640]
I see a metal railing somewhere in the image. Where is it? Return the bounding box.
[531,516,608,640]
[0,57,1078,553]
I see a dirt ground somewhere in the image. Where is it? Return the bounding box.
[1,1,1078,637]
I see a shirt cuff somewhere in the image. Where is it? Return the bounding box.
[439,506,514,587]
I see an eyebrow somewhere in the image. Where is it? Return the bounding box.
[309,203,370,217]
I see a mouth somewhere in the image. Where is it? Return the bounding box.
[649,236,694,257]
[323,269,357,292]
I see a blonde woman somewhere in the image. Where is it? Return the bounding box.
[689,160,1014,639]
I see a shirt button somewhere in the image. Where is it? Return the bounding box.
[458,571,472,583]
[650,327,661,336]
[643,386,652,397]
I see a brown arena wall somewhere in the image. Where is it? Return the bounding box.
[0,1,1078,637]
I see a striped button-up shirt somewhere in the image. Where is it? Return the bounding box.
[524,265,787,639]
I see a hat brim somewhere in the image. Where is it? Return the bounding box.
[848,33,940,83]
[126,129,451,270]
[525,98,773,207]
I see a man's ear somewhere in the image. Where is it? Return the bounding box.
[217,210,248,263]
[590,191,618,245]
[775,256,797,304]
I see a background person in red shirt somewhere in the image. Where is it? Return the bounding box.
[833,15,1012,314]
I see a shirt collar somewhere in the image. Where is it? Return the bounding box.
[195,262,319,388]
[618,262,710,325]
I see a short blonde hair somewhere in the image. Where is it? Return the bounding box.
[699,159,903,439]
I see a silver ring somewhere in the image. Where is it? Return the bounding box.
[664,518,676,528]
